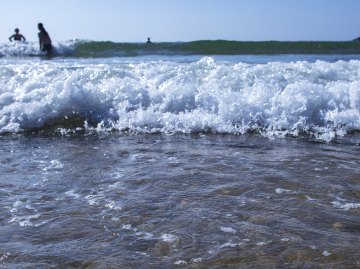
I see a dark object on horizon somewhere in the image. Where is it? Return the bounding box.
[353,37,360,41]
[38,23,52,54]
[9,28,26,42]
[147,37,152,43]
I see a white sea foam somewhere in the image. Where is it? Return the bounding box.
[65,190,81,199]
[161,233,177,242]
[174,260,187,266]
[1,56,360,141]
[220,242,243,248]
[275,188,293,194]
[332,201,360,210]
[122,224,132,230]
[43,159,64,171]
[220,227,236,233]
[0,41,76,57]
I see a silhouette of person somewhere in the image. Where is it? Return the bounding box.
[9,28,26,42]
[147,37,152,43]
[38,23,52,53]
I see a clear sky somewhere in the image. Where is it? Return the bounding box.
[2,0,360,43]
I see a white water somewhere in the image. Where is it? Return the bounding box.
[1,55,360,141]
[0,41,76,57]
[2,48,360,268]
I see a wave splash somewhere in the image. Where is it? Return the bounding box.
[0,40,77,57]
[1,56,360,141]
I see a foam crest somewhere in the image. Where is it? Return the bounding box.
[0,40,76,57]
[1,57,360,141]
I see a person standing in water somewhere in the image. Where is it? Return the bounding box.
[9,28,26,42]
[38,23,52,53]
[146,37,152,43]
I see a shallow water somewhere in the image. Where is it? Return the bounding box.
[1,132,360,268]
[2,45,360,268]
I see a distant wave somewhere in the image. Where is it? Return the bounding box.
[2,40,360,58]
[75,40,360,57]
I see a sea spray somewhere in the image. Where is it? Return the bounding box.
[1,56,360,141]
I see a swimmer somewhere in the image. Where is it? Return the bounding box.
[147,37,152,43]
[9,28,26,42]
[38,23,52,54]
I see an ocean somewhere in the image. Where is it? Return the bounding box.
[1,40,360,268]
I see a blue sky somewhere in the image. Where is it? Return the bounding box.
[2,0,360,43]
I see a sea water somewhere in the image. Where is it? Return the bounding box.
[1,40,360,268]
